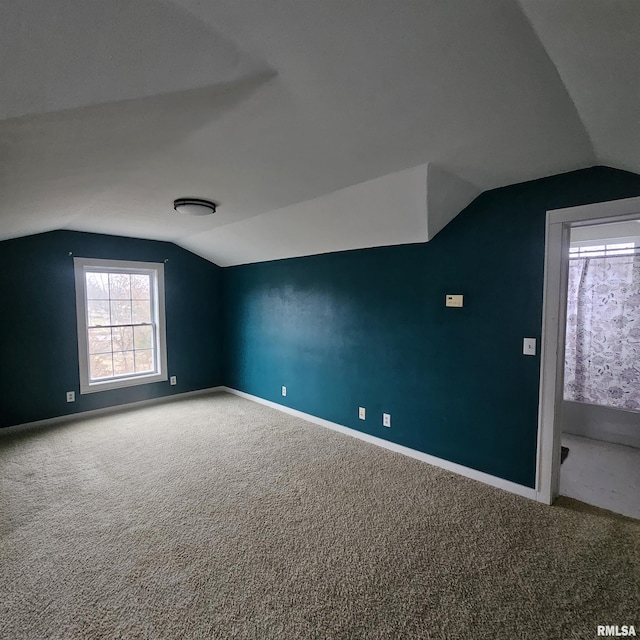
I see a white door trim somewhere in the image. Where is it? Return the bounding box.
[536,196,640,504]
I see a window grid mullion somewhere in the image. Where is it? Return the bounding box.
[87,322,153,329]
[86,274,156,380]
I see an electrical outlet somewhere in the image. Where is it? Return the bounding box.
[282,386,287,397]
[383,413,391,428]
[66,391,75,403]
[170,376,177,385]
[359,407,366,420]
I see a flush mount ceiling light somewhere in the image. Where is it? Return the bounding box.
[173,198,217,216]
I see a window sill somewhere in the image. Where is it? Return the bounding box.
[80,372,168,395]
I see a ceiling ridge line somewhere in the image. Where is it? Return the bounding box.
[513,0,598,166]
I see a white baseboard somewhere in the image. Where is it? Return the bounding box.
[1,386,225,434]
[222,386,539,502]
[4,384,539,503]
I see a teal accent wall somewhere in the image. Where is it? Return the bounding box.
[2,168,640,487]
[222,167,640,488]
[0,230,222,428]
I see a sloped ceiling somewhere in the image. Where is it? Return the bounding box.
[517,0,640,176]
[0,0,636,266]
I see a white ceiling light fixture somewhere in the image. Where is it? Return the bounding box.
[173,198,218,216]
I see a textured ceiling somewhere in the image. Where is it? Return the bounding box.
[0,0,637,265]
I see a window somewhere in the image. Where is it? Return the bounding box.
[569,242,635,258]
[74,258,168,394]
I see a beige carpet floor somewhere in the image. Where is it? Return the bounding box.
[1,391,638,640]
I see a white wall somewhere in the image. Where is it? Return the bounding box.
[562,401,640,449]
[570,219,640,245]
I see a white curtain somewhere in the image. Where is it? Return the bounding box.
[564,254,640,411]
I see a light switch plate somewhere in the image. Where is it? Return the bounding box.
[523,338,536,356]
[446,294,464,308]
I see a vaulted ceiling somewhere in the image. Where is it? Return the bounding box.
[1,0,637,265]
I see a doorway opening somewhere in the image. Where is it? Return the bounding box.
[559,221,640,518]
[536,196,640,516]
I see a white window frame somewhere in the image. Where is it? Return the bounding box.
[74,257,168,394]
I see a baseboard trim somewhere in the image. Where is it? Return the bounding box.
[1,386,225,433]
[222,387,538,502]
[5,385,539,502]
